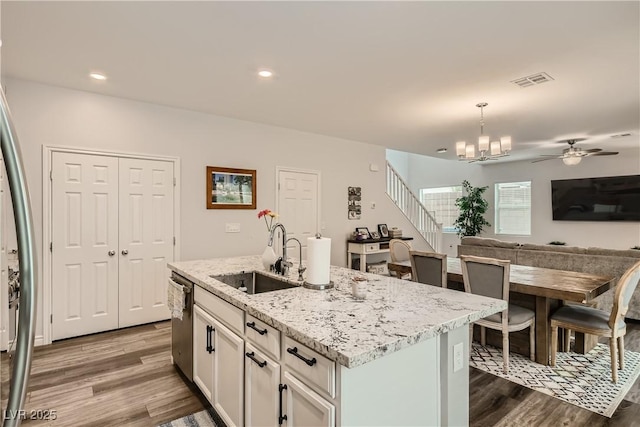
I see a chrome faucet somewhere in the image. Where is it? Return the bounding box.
[268,223,290,275]
[286,237,306,281]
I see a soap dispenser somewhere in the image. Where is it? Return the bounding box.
[238,273,248,293]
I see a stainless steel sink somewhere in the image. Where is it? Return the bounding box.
[210,271,298,294]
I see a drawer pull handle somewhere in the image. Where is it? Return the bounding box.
[287,346,317,366]
[246,352,267,368]
[246,321,268,335]
[206,325,215,353]
[278,384,288,425]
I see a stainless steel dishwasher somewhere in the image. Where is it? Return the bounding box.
[170,272,194,381]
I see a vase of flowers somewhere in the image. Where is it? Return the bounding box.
[258,209,278,270]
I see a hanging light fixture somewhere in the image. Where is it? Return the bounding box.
[456,102,512,162]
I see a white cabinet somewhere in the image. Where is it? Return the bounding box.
[194,288,245,427]
[244,342,280,427]
[213,318,245,427]
[193,304,215,402]
[282,370,335,427]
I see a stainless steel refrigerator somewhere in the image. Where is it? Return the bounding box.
[0,88,38,427]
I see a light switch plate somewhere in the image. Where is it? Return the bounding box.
[225,223,241,233]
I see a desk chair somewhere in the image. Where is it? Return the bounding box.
[550,260,640,382]
[389,239,412,279]
[460,255,535,374]
[409,250,447,287]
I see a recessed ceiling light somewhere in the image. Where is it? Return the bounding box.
[436,148,447,154]
[258,70,273,78]
[89,72,107,81]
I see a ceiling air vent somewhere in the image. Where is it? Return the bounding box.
[511,72,554,88]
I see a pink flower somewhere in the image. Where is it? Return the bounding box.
[258,209,277,231]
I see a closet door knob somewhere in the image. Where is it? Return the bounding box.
[108,250,116,256]
[121,250,129,255]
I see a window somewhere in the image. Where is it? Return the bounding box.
[495,181,531,235]
[419,186,463,233]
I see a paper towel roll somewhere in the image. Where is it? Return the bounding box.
[306,237,331,285]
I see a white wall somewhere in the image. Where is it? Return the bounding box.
[3,78,428,343]
[388,147,640,254]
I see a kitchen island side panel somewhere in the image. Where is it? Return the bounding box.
[338,335,441,426]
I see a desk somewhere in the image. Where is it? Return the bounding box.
[347,237,413,272]
[388,258,615,365]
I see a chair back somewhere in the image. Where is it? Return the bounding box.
[410,250,447,287]
[610,260,640,329]
[460,255,510,302]
[389,239,412,262]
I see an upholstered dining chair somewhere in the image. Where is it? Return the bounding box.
[389,239,412,279]
[550,260,640,383]
[460,255,535,374]
[409,250,447,287]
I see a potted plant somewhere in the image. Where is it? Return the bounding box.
[454,180,491,237]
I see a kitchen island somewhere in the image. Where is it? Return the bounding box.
[169,256,506,426]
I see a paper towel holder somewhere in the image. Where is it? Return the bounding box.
[303,233,334,290]
[303,280,334,290]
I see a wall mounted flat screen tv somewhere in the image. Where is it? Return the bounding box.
[551,175,640,221]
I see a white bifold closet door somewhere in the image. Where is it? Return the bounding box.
[118,158,174,327]
[52,152,174,340]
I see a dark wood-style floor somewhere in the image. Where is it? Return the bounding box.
[3,320,640,426]
[1,322,207,426]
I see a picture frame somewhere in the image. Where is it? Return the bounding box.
[378,223,389,238]
[355,227,372,239]
[370,231,380,239]
[206,166,256,209]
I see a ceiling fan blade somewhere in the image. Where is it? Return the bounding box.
[531,157,559,163]
[584,148,602,153]
[587,151,619,156]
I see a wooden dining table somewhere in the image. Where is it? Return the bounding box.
[388,258,615,365]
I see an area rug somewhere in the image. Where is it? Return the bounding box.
[157,410,216,427]
[470,342,640,417]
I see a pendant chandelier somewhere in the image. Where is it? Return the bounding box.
[456,102,512,162]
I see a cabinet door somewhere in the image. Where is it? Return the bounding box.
[193,305,215,403]
[213,318,245,427]
[282,371,335,427]
[245,343,280,427]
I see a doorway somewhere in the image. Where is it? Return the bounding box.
[275,167,321,261]
[44,147,180,343]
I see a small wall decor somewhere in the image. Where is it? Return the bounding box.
[348,186,362,220]
[206,166,256,209]
[378,223,389,238]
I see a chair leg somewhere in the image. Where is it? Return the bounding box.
[610,337,618,383]
[618,335,625,371]
[480,326,486,346]
[550,324,558,367]
[529,321,535,362]
[564,329,571,352]
[502,330,509,374]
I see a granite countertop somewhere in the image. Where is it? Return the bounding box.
[169,256,506,368]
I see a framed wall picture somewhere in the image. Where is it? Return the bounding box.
[206,166,256,209]
[370,231,380,239]
[348,186,362,220]
[355,227,371,239]
[378,223,389,238]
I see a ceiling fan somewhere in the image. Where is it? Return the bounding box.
[532,138,619,166]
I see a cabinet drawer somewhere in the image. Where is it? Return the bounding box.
[195,286,244,335]
[245,314,280,360]
[283,336,335,398]
[364,243,380,252]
